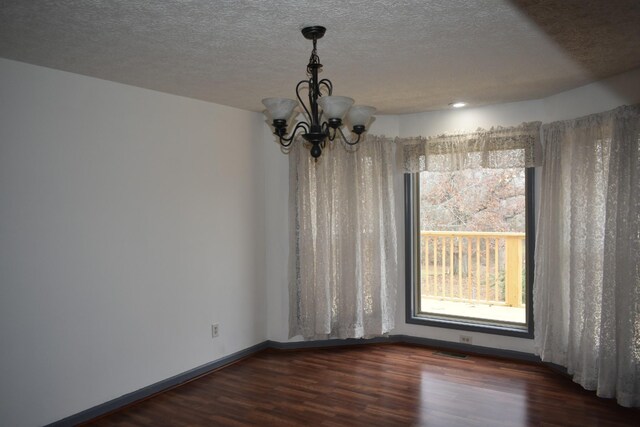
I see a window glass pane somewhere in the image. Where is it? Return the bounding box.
[418,168,527,326]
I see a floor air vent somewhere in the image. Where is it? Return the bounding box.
[434,351,469,359]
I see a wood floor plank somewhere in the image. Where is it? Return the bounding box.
[86,344,639,426]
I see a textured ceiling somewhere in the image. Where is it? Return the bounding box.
[1,0,639,114]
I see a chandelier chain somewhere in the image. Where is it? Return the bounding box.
[307,37,320,76]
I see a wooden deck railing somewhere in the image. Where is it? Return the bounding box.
[420,231,525,307]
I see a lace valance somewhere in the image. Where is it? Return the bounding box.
[396,121,542,172]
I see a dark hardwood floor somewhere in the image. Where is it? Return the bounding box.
[87,344,638,426]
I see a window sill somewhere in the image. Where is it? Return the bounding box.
[406,313,534,339]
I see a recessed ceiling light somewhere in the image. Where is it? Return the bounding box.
[450,102,467,108]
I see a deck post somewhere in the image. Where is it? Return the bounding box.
[505,236,523,307]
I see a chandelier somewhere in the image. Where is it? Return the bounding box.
[262,26,376,159]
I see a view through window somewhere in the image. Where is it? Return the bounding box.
[417,167,528,327]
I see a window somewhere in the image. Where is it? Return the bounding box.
[405,168,535,337]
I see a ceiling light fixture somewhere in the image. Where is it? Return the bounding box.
[451,102,467,108]
[262,26,376,159]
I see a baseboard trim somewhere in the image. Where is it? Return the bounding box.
[392,334,541,363]
[267,335,540,363]
[46,341,270,427]
[266,335,401,350]
[48,335,541,426]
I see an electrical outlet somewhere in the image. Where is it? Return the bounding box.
[212,323,219,338]
[460,335,472,345]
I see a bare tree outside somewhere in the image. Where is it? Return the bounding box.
[419,168,525,233]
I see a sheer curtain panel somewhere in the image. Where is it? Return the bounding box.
[535,105,640,407]
[289,136,397,340]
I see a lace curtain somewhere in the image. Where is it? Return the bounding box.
[289,136,397,340]
[396,121,542,172]
[534,105,640,407]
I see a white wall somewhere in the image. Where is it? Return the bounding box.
[264,67,640,351]
[0,58,267,427]
[263,124,291,342]
[397,99,545,137]
[542,68,640,122]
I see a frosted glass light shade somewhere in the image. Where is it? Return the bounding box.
[347,105,376,127]
[317,96,354,120]
[262,98,298,120]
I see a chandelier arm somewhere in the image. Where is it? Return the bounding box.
[278,121,310,146]
[337,127,362,146]
[318,79,333,96]
[295,79,312,121]
[321,121,335,141]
